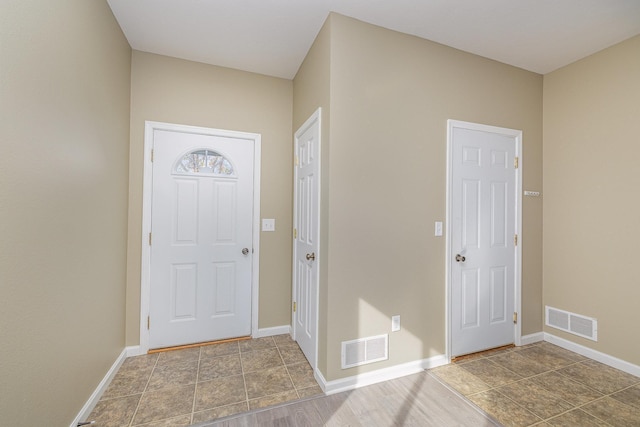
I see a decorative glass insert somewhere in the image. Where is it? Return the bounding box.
[175,149,234,176]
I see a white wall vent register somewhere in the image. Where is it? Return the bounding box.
[546,305,598,341]
[341,334,389,369]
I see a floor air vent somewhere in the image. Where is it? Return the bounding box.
[546,306,598,341]
[341,334,388,369]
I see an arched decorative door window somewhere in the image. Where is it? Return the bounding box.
[174,149,235,176]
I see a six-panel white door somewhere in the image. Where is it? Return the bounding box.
[293,109,320,368]
[149,129,254,349]
[450,123,518,357]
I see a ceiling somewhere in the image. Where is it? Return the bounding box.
[107,0,640,80]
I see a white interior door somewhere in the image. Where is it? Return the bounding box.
[149,129,255,349]
[293,109,321,368]
[449,120,521,357]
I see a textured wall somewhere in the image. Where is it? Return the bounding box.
[543,35,640,364]
[0,1,131,424]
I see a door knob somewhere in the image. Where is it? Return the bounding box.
[242,248,249,255]
[455,254,466,262]
[306,252,315,261]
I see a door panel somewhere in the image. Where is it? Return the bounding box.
[451,122,519,357]
[213,181,237,242]
[461,269,480,328]
[462,179,480,248]
[174,179,198,243]
[149,130,254,349]
[212,262,235,315]
[490,267,507,323]
[491,182,507,247]
[171,263,197,320]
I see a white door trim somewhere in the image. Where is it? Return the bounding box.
[140,121,261,352]
[292,107,321,370]
[445,119,522,360]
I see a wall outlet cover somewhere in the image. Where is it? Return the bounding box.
[391,315,401,332]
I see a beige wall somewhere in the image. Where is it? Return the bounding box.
[126,52,294,344]
[292,16,333,376]
[543,35,640,364]
[0,1,131,425]
[295,14,543,381]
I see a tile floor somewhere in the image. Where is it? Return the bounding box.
[431,341,640,427]
[85,335,323,427]
[86,338,640,427]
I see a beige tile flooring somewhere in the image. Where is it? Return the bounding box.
[86,338,640,427]
[85,335,323,427]
[431,341,640,427]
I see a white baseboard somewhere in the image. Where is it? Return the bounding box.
[317,354,448,395]
[126,345,145,357]
[254,325,291,338]
[70,347,132,427]
[544,333,640,378]
[521,332,544,346]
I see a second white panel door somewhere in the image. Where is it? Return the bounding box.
[450,123,518,357]
[293,109,320,369]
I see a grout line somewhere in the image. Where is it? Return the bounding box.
[277,345,300,397]
[127,353,160,427]
[566,395,616,427]
[189,347,203,425]
[489,385,543,425]
[239,345,250,411]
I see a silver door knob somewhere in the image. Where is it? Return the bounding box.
[306,252,315,261]
[455,254,466,262]
[242,248,249,255]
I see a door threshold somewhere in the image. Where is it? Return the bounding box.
[148,336,251,354]
[451,344,515,363]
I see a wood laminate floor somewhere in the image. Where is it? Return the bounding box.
[196,371,499,427]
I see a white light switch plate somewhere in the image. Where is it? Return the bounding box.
[434,221,443,236]
[262,218,276,232]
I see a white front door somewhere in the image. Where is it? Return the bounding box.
[293,109,321,368]
[448,120,521,357]
[149,128,255,349]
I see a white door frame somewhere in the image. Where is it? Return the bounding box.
[139,121,261,353]
[445,119,522,360]
[292,108,321,370]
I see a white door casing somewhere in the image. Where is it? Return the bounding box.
[140,121,261,352]
[292,108,321,369]
[446,120,522,358]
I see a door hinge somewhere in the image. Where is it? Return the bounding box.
[293,228,297,239]
[513,312,518,324]
[514,156,519,169]
[147,315,150,330]
[151,149,154,162]
[149,232,152,245]
[293,301,297,312]
[294,155,299,166]
[514,234,518,246]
